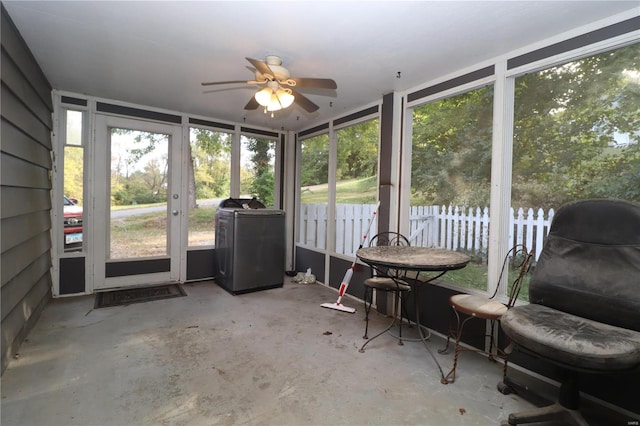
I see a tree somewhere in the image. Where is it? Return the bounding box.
[109,129,169,206]
[63,146,84,203]
[336,120,379,180]
[411,85,494,207]
[188,129,232,209]
[300,134,329,187]
[512,42,640,209]
[243,136,275,206]
[410,42,640,209]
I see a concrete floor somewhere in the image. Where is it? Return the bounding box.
[2,280,547,425]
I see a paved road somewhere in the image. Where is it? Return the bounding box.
[111,198,221,219]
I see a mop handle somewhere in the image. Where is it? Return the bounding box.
[352,200,381,266]
[336,201,380,302]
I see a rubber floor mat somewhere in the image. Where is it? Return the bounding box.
[94,284,186,308]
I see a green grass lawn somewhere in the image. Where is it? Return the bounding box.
[415,259,530,301]
[110,204,218,256]
[438,262,488,290]
[110,201,167,211]
[302,176,377,203]
[188,205,217,231]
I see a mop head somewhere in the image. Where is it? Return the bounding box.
[321,302,356,313]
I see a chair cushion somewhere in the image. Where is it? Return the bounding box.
[529,199,640,332]
[501,304,640,371]
[449,294,507,320]
[364,277,411,291]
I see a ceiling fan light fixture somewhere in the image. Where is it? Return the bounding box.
[267,93,282,112]
[203,56,337,115]
[254,87,273,107]
[277,89,295,108]
[256,86,295,115]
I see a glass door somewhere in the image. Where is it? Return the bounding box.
[93,115,184,290]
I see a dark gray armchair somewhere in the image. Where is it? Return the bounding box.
[499,199,640,425]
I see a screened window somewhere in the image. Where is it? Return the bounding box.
[62,110,84,253]
[334,119,379,256]
[240,135,277,207]
[512,42,640,299]
[188,128,232,247]
[410,85,494,290]
[109,128,169,259]
[299,133,329,249]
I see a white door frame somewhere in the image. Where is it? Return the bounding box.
[92,114,185,290]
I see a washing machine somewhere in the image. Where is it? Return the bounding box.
[215,198,285,294]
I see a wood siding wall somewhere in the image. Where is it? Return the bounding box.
[1,4,53,373]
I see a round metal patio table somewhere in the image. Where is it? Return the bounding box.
[356,246,471,382]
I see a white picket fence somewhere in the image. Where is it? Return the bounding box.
[298,203,379,255]
[299,203,555,260]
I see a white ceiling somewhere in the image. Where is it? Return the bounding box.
[4,1,639,132]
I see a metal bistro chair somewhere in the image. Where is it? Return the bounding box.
[360,232,412,352]
[439,244,534,384]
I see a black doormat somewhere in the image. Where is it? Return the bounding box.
[94,284,186,308]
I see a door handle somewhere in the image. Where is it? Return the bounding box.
[172,210,179,216]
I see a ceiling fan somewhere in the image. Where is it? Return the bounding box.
[201,55,337,116]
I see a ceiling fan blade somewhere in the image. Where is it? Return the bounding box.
[288,77,337,90]
[244,96,260,110]
[246,57,275,80]
[201,80,251,86]
[290,89,319,113]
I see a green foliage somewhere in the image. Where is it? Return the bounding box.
[190,129,232,199]
[111,157,168,205]
[63,146,83,203]
[410,43,640,210]
[512,43,640,209]
[336,121,379,180]
[300,120,379,191]
[110,128,234,207]
[411,85,494,207]
[109,129,169,206]
[243,136,276,206]
[300,134,329,187]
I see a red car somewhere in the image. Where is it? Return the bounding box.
[63,196,83,251]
